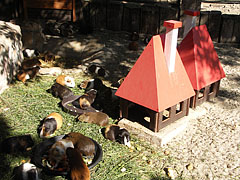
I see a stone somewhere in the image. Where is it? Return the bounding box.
[38,67,62,76]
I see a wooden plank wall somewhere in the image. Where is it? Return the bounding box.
[88,1,179,34]
[199,11,240,43]
[20,0,240,43]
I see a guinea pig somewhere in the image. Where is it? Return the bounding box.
[79,78,104,91]
[39,112,63,138]
[20,58,41,70]
[56,74,75,88]
[12,162,40,180]
[66,147,90,180]
[0,135,34,154]
[23,48,40,58]
[47,82,74,100]
[77,111,109,127]
[17,66,40,83]
[87,64,106,77]
[79,89,97,110]
[48,139,74,169]
[104,125,131,148]
[64,132,95,157]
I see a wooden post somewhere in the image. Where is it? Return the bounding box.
[163,20,182,73]
[183,10,200,38]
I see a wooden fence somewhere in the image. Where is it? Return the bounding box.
[6,0,240,43]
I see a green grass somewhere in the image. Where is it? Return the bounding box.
[0,74,179,180]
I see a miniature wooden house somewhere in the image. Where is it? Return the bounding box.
[115,20,195,132]
[178,10,225,108]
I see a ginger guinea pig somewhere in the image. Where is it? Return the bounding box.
[56,74,75,88]
[66,147,90,180]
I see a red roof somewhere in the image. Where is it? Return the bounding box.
[115,35,195,112]
[178,25,226,90]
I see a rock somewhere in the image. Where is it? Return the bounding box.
[39,67,62,76]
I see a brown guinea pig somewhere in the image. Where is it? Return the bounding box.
[47,82,74,100]
[39,112,63,138]
[64,132,95,157]
[20,58,41,70]
[77,111,109,127]
[79,89,97,110]
[66,147,90,180]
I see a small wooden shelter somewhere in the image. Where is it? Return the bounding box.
[116,20,195,132]
[178,10,225,108]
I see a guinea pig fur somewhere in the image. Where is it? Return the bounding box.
[77,111,109,127]
[13,162,40,180]
[20,58,41,70]
[64,132,95,157]
[17,66,40,83]
[88,64,106,77]
[47,82,74,100]
[104,125,131,148]
[79,78,104,91]
[66,147,90,180]
[79,89,97,110]
[23,48,40,58]
[56,74,75,88]
[13,162,41,180]
[39,112,63,138]
[48,139,74,169]
[0,135,34,154]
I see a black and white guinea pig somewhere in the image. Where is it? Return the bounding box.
[47,82,74,100]
[39,112,63,138]
[87,64,106,77]
[0,135,34,154]
[23,48,40,58]
[56,74,75,88]
[13,162,40,180]
[104,125,131,148]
